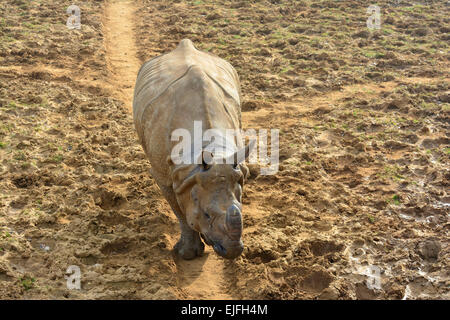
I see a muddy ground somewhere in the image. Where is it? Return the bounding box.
[0,0,448,299]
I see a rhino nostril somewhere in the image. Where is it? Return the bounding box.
[213,243,227,255]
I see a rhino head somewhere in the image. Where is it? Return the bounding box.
[171,141,255,259]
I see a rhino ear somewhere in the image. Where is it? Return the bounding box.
[227,139,256,165]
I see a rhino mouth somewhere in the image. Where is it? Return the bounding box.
[214,240,243,259]
[213,242,227,256]
[201,233,243,259]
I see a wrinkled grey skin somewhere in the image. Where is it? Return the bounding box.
[133,39,252,260]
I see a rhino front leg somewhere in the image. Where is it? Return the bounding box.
[159,185,204,260]
[174,221,205,260]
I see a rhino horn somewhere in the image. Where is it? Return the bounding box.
[226,204,242,240]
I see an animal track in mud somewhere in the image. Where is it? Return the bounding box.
[94,188,127,210]
[0,272,13,282]
[100,239,135,255]
[11,175,38,189]
[245,248,278,264]
[81,255,99,266]
[421,137,450,149]
[97,211,131,226]
[9,197,28,210]
[309,240,344,256]
[300,269,334,293]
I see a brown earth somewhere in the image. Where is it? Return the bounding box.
[0,0,449,299]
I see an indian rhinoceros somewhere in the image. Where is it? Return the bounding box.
[133,39,254,260]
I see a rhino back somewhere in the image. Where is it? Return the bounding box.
[133,39,241,128]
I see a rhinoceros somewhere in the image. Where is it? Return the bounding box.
[133,39,254,260]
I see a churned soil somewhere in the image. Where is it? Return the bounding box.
[0,0,448,299]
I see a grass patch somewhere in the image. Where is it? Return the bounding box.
[50,154,64,163]
[7,101,18,109]
[377,165,405,181]
[20,276,36,291]
[14,151,26,161]
[391,194,401,205]
[1,231,12,239]
[362,50,385,59]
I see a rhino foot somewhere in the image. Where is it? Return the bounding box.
[174,234,205,260]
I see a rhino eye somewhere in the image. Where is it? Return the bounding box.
[203,212,211,219]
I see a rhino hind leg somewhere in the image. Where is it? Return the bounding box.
[159,185,204,260]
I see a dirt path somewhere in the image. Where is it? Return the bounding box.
[174,252,234,299]
[102,0,234,300]
[103,0,141,111]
